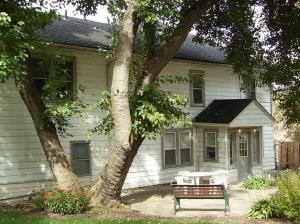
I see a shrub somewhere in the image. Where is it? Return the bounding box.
[32,188,89,214]
[272,170,300,220]
[242,175,273,190]
[249,170,300,221]
[248,198,275,219]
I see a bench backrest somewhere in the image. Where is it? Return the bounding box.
[172,184,225,199]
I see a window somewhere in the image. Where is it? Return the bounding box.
[190,70,204,106]
[29,57,74,98]
[162,129,193,168]
[204,130,218,161]
[70,142,91,176]
[252,129,260,164]
[239,134,248,157]
[245,83,256,99]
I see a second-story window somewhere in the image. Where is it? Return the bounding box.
[190,70,204,106]
[29,57,74,99]
[245,83,256,99]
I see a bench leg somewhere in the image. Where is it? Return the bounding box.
[177,198,181,209]
[224,189,230,215]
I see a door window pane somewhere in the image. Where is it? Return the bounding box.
[165,150,176,166]
[239,135,248,157]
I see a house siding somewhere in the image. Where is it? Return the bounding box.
[0,46,274,201]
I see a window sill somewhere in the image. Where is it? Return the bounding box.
[203,159,218,163]
[163,162,194,169]
[190,104,205,108]
[76,173,92,177]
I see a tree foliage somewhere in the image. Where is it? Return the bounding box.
[64,0,300,127]
[0,2,85,136]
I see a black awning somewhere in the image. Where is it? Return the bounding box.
[193,99,253,124]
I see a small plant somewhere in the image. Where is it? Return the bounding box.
[248,198,275,219]
[242,175,273,190]
[32,188,89,214]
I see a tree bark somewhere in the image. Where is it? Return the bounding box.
[15,72,82,194]
[88,2,140,205]
[89,0,218,205]
[88,136,144,205]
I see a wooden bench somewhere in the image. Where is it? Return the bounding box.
[171,184,230,215]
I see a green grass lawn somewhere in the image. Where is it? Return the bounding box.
[0,212,231,224]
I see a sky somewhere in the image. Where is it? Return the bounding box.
[56,5,111,23]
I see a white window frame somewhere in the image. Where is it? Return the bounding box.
[162,129,193,168]
[30,56,76,98]
[163,132,177,167]
[179,131,192,165]
[204,129,218,161]
[70,141,91,176]
[190,70,205,107]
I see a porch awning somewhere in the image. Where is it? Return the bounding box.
[193,99,275,127]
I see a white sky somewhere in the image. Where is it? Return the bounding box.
[57,5,111,23]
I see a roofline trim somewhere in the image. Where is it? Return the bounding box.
[48,43,230,66]
[192,122,229,127]
[252,100,276,122]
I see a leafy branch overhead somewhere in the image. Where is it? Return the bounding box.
[92,72,191,140]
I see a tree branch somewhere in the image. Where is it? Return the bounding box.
[142,0,216,85]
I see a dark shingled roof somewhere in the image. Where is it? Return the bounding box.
[193,99,253,124]
[38,17,226,64]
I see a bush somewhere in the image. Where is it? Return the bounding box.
[272,170,300,220]
[248,198,275,219]
[32,188,89,214]
[248,170,300,221]
[242,175,273,190]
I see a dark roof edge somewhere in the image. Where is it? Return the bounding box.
[49,42,231,66]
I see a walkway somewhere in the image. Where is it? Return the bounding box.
[122,184,275,218]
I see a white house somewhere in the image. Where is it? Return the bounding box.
[0,17,275,202]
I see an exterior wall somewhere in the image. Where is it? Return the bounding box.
[162,60,241,119]
[0,46,274,201]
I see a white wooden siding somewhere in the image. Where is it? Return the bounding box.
[0,46,274,201]
[230,102,274,127]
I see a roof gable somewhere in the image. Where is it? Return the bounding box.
[193,99,274,126]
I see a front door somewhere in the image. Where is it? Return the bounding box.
[237,133,251,180]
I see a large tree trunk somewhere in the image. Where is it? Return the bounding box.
[89,0,217,206]
[88,2,140,206]
[88,136,144,205]
[15,73,82,194]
